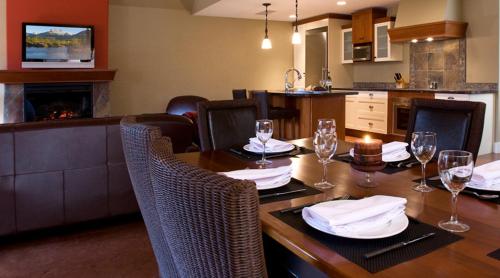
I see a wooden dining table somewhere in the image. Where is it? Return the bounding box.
[175,138,500,277]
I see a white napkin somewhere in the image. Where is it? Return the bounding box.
[220,165,292,190]
[349,141,409,162]
[303,195,407,235]
[249,137,294,152]
[470,160,500,190]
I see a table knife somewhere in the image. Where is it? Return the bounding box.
[229,148,253,159]
[364,232,436,259]
[259,188,307,199]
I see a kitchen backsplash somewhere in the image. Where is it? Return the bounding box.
[409,39,466,90]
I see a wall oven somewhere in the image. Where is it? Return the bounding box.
[392,97,411,136]
[353,45,372,62]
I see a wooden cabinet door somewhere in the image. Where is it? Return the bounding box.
[352,12,372,44]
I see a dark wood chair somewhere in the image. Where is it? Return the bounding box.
[232,89,247,100]
[405,98,486,161]
[197,99,257,151]
[149,138,267,278]
[165,95,208,115]
[251,90,299,139]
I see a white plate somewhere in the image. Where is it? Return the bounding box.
[466,182,500,192]
[243,144,295,154]
[349,149,411,163]
[302,200,409,239]
[257,175,291,190]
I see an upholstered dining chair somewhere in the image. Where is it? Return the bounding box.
[251,90,299,139]
[120,116,179,277]
[149,138,267,278]
[232,89,247,100]
[405,98,486,161]
[197,99,258,151]
[165,95,208,115]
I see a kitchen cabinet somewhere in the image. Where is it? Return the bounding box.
[341,28,353,64]
[351,8,386,44]
[345,91,388,134]
[374,21,403,62]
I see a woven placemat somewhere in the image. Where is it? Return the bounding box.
[259,178,322,204]
[413,178,500,204]
[270,208,463,273]
[227,145,315,161]
[333,153,419,175]
[487,249,500,260]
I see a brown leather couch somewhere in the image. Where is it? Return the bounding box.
[0,114,196,236]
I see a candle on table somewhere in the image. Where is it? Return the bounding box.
[353,135,383,166]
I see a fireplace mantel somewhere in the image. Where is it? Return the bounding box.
[0,69,117,84]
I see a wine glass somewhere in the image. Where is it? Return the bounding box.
[255,119,273,165]
[313,131,338,189]
[437,150,474,233]
[411,131,437,192]
[317,119,336,135]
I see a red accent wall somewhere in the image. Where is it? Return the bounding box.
[6,0,109,69]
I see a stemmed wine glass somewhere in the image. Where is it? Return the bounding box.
[313,131,338,189]
[411,131,437,192]
[437,150,474,233]
[255,119,273,165]
[317,119,336,134]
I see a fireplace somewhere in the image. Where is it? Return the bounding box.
[24,83,93,122]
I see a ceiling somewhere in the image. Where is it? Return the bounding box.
[194,0,400,21]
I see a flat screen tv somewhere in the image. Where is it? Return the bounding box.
[22,23,95,68]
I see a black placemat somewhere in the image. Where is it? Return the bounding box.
[487,249,500,260]
[334,153,419,175]
[270,208,463,273]
[259,178,322,204]
[227,145,315,161]
[413,178,500,204]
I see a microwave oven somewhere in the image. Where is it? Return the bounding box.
[353,45,372,62]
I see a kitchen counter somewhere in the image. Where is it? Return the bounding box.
[331,87,496,94]
[267,90,359,97]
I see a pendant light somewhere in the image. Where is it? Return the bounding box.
[292,0,301,44]
[261,3,272,49]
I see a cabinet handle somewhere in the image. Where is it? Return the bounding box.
[447,97,455,100]
[368,122,373,127]
[369,105,374,110]
[369,93,374,97]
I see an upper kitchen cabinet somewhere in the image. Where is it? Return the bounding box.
[341,27,353,64]
[351,8,386,44]
[374,19,403,62]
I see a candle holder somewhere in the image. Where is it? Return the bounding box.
[351,136,385,187]
[350,158,386,187]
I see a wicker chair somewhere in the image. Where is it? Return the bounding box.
[120,116,179,278]
[149,138,267,278]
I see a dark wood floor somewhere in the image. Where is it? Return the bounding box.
[0,216,157,278]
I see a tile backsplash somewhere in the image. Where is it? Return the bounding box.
[409,39,466,90]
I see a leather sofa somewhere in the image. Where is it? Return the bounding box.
[0,114,196,236]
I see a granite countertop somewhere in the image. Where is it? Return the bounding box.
[267,90,359,97]
[331,87,496,94]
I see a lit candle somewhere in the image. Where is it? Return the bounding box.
[353,135,383,166]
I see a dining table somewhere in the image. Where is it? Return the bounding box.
[175,138,500,277]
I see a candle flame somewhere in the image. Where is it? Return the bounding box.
[363,135,371,143]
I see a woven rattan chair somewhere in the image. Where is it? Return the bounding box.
[120,116,179,278]
[149,138,267,277]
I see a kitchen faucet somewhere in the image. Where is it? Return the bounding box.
[284,68,303,92]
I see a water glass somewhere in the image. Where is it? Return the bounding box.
[411,131,437,192]
[255,120,273,165]
[317,119,336,135]
[437,150,474,233]
[313,131,338,189]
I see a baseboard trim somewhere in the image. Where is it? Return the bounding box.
[494,142,500,153]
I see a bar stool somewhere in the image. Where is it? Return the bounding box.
[232,89,247,100]
[251,90,299,139]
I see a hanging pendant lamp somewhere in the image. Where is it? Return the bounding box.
[261,3,272,49]
[292,0,301,44]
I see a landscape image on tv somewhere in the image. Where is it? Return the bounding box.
[25,25,92,61]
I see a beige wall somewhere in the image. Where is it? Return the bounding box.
[352,44,410,83]
[329,18,353,88]
[109,4,292,115]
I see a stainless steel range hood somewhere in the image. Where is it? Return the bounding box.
[388,0,467,43]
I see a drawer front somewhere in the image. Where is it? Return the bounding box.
[357,117,387,134]
[357,110,386,121]
[345,99,358,129]
[357,91,388,100]
[434,94,470,101]
[356,101,387,114]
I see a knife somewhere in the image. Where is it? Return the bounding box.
[259,188,307,199]
[364,232,436,259]
[229,148,253,159]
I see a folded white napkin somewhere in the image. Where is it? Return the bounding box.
[249,137,294,152]
[303,195,407,235]
[470,160,500,190]
[349,141,409,162]
[220,165,292,190]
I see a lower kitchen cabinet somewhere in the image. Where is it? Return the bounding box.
[345,91,388,134]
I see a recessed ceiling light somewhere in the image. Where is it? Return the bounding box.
[289,14,296,19]
[337,1,347,5]
[426,37,434,42]
[411,39,418,43]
